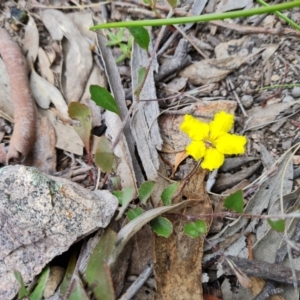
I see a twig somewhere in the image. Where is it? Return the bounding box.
[227,79,248,117]
[210,20,300,37]
[118,262,153,300]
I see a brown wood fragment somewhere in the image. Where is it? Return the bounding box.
[0,28,36,163]
[153,167,212,299]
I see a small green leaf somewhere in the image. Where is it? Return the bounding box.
[116,53,127,63]
[126,207,143,221]
[85,228,116,300]
[68,278,90,300]
[184,220,207,238]
[167,0,178,8]
[224,190,244,213]
[68,102,92,154]
[29,266,50,300]
[117,28,125,40]
[90,85,120,115]
[150,216,173,238]
[120,43,129,54]
[128,27,150,51]
[161,182,179,206]
[138,67,147,86]
[94,136,114,173]
[267,219,285,232]
[14,270,29,299]
[60,250,78,296]
[112,190,123,204]
[138,181,155,204]
[116,186,135,220]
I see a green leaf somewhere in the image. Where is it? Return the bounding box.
[138,67,147,86]
[267,218,285,232]
[126,207,143,221]
[161,182,179,206]
[14,270,29,299]
[115,186,135,220]
[138,181,155,204]
[94,136,114,173]
[119,43,129,54]
[117,28,125,40]
[224,190,244,213]
[128,27,150,52]
[68,278,89,300]
[184,220,207,238]
[90,85,120,115]
[60,250,78,296]
[85,228,116,300]
[150,216,173,238]
[112,190,123,205]
[68,102,92,154]
[29,266,50,300]
[167,0,178,8]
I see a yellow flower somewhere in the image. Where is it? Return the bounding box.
[180,111,247,170]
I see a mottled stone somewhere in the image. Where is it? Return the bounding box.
[0,165,118,300]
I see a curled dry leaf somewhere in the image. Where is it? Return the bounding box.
[41,9,93,103]
[30,67,69,120]
[37,47,55,85]
[31,114,56,174]
[0,28,36,162]
[23,15,39,67]
[0,58,14,123]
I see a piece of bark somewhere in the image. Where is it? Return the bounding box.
[155,38,191,82]
[0,165,118,300]
[0,28,36,162]
[95,25,144,185]
[222,255,300,286]
[213,161,262,192]
[153,167,212,299]
[131,41,163,181]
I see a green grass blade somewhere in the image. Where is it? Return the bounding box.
[90,1,300,29]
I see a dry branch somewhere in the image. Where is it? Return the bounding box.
[0,28,36,162]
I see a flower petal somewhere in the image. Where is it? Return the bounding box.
[209,111,234,142]
[215,133,247,155]
[186,141,206,160]
[180,115,209,141]
[201,148,224,170]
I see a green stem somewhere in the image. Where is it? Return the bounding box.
[256,0,300,31]
[90,1,300,29]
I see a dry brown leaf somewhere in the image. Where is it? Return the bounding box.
[30,67,69,120]
[0,58,14,122]
[154,167,212,299]
[39,109,83,155]
[0,28,36,162]
[31,114,56,174]
[43,266,65,298]
[41,9,93,103]
[245,100,300,130]
[80,64,107,128]
[171,150,188,178]
[37,47,55,85]
[24,15,39,67]
[179,56,246,85]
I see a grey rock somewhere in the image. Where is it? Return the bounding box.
[282,95,294,103]
[292,86,300,98]
[0,165,118,300]
[241,95,253,108]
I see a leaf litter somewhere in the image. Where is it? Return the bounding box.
[1,1,300,300]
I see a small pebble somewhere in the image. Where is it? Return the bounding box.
[292,86,300,98]
[241,95,253,108]
[282,95,294,103]
[220,90,227,97]
[271,74,280,81]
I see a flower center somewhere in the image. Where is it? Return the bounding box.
[204,139,213,148]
